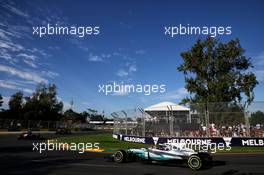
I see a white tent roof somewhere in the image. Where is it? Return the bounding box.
[144,101,190,111]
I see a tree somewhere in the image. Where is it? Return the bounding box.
[87,108,98,116]
[0,94,3,107]
[86,108,105,121]
[250,111,264,125]
[90,115,104,121]
[8,92,23,119]
[63,109,86,122]
[23,83,63,121]
[178,38,258,107]
[80,111,89,122]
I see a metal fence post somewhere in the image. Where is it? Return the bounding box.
[142,112,145,137]
[167,105,173,137]
[205,109,210,137]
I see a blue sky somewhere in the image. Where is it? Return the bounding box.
[0,0,264,115]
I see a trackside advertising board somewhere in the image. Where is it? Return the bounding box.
[113,134,264,147]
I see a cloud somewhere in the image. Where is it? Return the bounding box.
[135,49,146,55]
[88,53,111,62]
[251,52,264,67]
[0,65,48,84]
[117,62,137,77]
[29,48,49,57]
[0,1,59,82]
[255,51,264,63]
[250,51,264,82]
[112,52,133,61]
[0,49,17,63]
[2,96,10,106]
[18,53,37,61]
[254,70,264,82]
[117,69,129,77]
[0,28,15,41]
[119,22,132,29]
[0,80,33,94]
[88,53,103,62]
[58,97,72,111]
[69,37,89,52]
[17,53,38,68]
[111,89,129,96]
[63,101,72,111]
[2,2,29,18]
[0,27,48,67]
[0,40,24,52]
[41,70,59,78]
[111,51,138,78]
[48,46,61,50]
[0,23,31,40]
[128,64,137,72]
[158,87,188,100]
[82,101,91,106]
[23,59,37,68]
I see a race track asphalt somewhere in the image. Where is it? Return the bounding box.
[0,133,264,175]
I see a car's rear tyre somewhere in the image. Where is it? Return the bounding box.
[113,150,127,163]
[188,155,202,170]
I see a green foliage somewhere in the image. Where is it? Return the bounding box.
[90,115,104,121]
[207,102,245,125]
[8,92,23,119]
[178,38,258,106]
[87,108,98,115]
[0,83,108,123]
[86,108,105,121]
[250,111,264,125]
[0,94,3,107]
[0,83,102,122]
[0,83,63,121]
[63,109,87,122]
[23,83,63,121]
[9,92,23,111]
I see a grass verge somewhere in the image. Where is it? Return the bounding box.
[56,133,147,152]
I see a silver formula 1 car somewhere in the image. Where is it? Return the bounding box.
[109,143,212,170]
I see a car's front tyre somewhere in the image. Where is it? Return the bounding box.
[187,155,202,170]
[113,150,127,163]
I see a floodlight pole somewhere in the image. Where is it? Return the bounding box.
[205,107,210,137]
[111,112,119,134]
[121,110,127,135]
[138,108,145,137]
[167,105,173,137]
[187,104,191,123]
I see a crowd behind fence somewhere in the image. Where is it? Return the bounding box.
[112,102,264,137]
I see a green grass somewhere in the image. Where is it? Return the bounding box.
[56,133,148,152]
[56,133,264,153]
